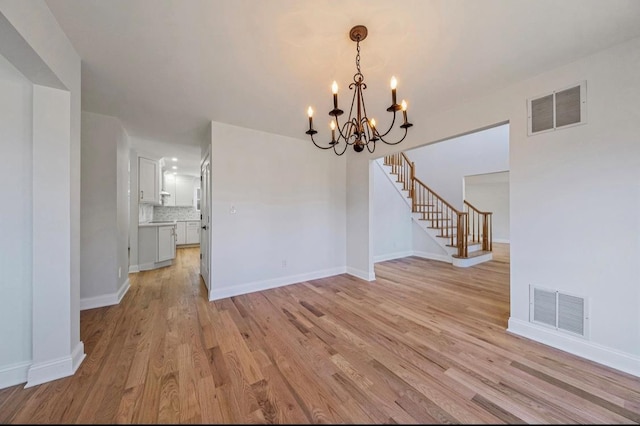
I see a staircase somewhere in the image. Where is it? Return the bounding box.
[380,153,493,267]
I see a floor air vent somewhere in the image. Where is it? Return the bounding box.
[530,286,588,337]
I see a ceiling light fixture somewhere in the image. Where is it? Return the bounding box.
[171,157,178,161]
[305,25,412,155]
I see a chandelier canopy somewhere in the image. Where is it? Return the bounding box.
[305,25,412,155]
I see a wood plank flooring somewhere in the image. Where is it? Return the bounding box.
[1,243,639,424]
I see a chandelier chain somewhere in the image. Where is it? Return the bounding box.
[355,40,361,75]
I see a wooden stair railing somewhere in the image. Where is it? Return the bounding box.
[464,200,493,252]
[384,153,469,258]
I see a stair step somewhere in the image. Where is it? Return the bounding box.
[452,250,492,259]
[446,241,482,248]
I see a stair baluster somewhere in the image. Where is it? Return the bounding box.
[384,153,492,260]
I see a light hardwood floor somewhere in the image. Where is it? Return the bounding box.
[1,244,639,424]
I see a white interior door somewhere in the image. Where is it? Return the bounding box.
[200,156,211,292]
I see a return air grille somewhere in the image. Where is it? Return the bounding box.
[527,81,587,136]
[530,286,588,337]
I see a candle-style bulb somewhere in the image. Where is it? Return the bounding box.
[370,118,376,129]
[331,81,339,110]
[307,106,314,117]
[390,76,398,106]
[401,100,408,125]
[330,120,336,142]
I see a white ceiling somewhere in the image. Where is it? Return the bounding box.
[45,0,640,147]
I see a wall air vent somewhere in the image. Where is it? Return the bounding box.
[527,81,587,136]
[529,285,588,338]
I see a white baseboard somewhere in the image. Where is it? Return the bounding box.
[128,265,140,273]
[139,259,172,271]
[80,278,130,310]
[412,250,452,263]
[493,238,510,244]
[0,360,31,389]
[209,266,347,301]
[346,267,376,282]
[508,317,640,378]
[374,250,414,263]
[25,341,86,388]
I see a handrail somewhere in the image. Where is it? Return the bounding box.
[414,177,460,214]
[464,200,491,215]
[463,200,493,252]
[385,154,468,257]
[384,152,496,259]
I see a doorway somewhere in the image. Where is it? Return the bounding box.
[200,154,211,293]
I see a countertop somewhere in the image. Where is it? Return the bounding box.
[138,221,177,227]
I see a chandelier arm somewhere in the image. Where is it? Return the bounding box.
[309,133,337,150]
[365,140,376,154]
[333,141,349,156]
[377,127,409,145]
[377,110,398,138]
[360,116,373,140]
[339,120,359,146]
[334,86,359,142]
[333,113,349,142]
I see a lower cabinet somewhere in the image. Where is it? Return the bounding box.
[186,221,200,244]
[157,225,176,262]
[175,220,200,246]
[138,223,176,270]
[175,221,186,245]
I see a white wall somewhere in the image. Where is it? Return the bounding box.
[372,160,413,262]
[117,119,130,292]
[208,121,347,299]
[0,1,83,389]
[347,36,640,377]
[465,172,510,242]
[80,111,130,309]
[372,158,449,263]
[407,124,509,209]
[0,51,33,386]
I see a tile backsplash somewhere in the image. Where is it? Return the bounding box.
[153,206,200,221]
[138,204,154,223]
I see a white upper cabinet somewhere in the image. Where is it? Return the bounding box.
[163,173,197,207]
[194,176,201,211]
[163,173,176,206]
[175,175,194,206]
[139,156,160,204]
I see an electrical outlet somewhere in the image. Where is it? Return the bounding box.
[282,259,287,268]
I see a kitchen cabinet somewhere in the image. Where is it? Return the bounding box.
[137,222,176,270]
[194,178,201,211]
[174,221,199,246]
[157,225,176,262]
[186,221,200,244]
[163,174,196,207]
[175,221,186,245]
[139,156,160,204]
[162,173,176,206]
[175,175,195,206]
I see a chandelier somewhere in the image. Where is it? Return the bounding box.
[305,25,412,155]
